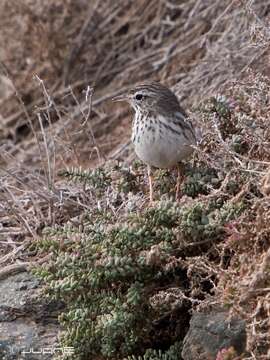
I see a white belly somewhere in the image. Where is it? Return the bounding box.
[132,117,194,168]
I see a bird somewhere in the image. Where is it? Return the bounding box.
[112,82,197,203]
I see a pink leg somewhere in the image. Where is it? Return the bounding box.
[147,165,154,204]
[175,164,183,201]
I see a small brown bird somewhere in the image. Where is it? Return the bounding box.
[113,82,196,203]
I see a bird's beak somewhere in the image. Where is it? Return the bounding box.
[112,94,130,102]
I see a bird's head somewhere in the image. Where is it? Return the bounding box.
[112,82,184,117]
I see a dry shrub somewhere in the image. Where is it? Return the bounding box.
[193,70,270,359]
[1,0,269,169]
[0,0,270,359]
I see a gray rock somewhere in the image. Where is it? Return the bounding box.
[0,272,62,360]
[181,310,246,360]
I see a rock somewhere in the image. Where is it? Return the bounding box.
[181,310,246,360]
[0,272,63,360]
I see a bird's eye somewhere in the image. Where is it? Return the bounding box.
[135,93,143,101]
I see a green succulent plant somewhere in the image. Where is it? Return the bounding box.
[34,162,245,360]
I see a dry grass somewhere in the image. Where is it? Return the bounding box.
[1,0,269,169]
[1,0,270,358]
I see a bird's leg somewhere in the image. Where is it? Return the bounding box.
[147,165,154,204]
[175,163,183,201]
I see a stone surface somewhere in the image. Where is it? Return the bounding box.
[181,310,246,360]
[0,272,62,360]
